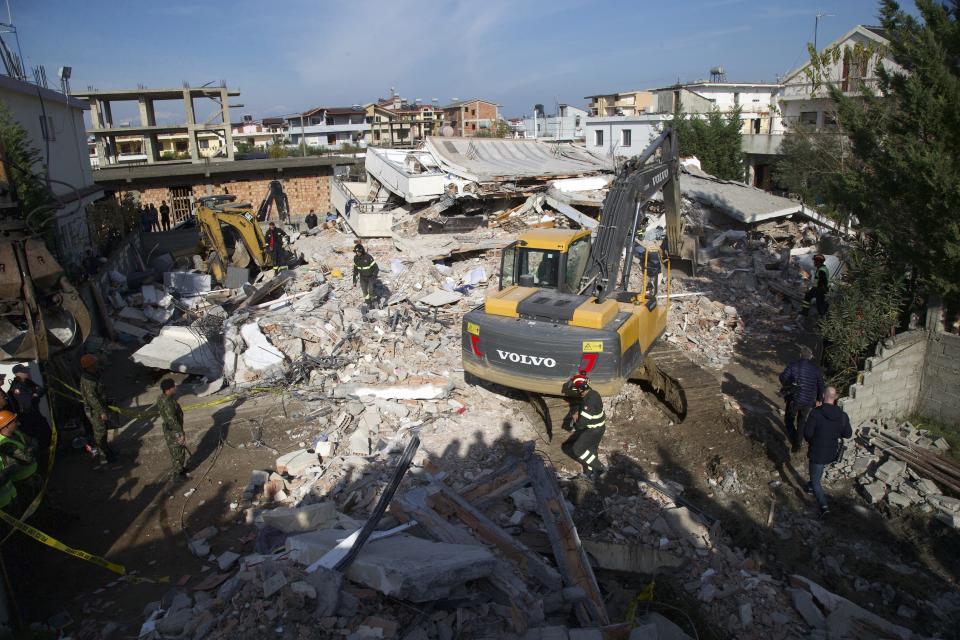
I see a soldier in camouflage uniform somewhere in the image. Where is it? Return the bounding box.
[158,379,189,479]
[79,354,110,464]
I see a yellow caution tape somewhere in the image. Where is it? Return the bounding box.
[0,508,126,575]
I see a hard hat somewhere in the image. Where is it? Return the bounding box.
[11,364,29,375]
[330,269,343,278]
[353,244,365,254]
[570,370,590,391]
[0,410,16,429]
[80,354,98,369]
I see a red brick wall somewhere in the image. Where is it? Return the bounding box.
[116,173,332,222]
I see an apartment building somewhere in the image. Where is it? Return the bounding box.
[365,97,443,147]
[518,104,587,141]
[584,90,654,117]
[286,106,370,149]
[232,115,287,150]
[442,99,499,137]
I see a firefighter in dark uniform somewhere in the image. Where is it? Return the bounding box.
[265,222,288,270]
[801,254,830,318]
[561,371,607,480]
[353,242,380,309]
[7,364,50,475]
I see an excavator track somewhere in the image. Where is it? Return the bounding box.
[633,341,725,423]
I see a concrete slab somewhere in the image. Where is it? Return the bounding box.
[226,266,251,290]
[275,449,318,477]
[288,530,496,602]
[261,503,337,533]
[791,588,826,630]
[582,540,686,573]
[336,376,453,401]
[874,459,907,484]
[118,306,148,322]
[164,271,212,297]
[418,290,463,307]
[132,326,223,378]
[240,322,286,372]
[216,551,240,571]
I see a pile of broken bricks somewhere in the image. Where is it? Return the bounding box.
[825,420,960,527]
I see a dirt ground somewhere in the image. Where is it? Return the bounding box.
[4,272,960,638]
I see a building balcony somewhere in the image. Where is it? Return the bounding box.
[290,123,370,135]
[741,133,785,156]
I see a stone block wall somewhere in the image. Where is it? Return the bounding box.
[918,332,960,423]
[839,330,928,426]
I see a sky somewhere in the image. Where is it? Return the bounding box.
[9,0,898,122]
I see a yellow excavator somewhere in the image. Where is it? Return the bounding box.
[195,195,277,285]
[461,129,721,425]
[0,150,92,362]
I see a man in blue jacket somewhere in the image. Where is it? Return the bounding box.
[778,345,825,453]
[804,386,852,518]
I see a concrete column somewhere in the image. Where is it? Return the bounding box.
[138,98,158,163]
[183,89,200,162]
[220,88,235,161]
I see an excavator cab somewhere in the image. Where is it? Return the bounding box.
[499,230,591,294]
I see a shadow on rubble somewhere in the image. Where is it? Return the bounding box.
[0,359,250,630]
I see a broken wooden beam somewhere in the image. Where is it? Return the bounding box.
[525,454,609,627]
[425,482,563,592]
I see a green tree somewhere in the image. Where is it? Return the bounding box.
[474,119,510,138]
[818,243,906,392]
[267,143,289,159]
[668,105,744,180]
[773,122,853,220]
[0,102,56,231]
[823,0,960,296]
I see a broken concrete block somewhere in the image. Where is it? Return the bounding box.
[791,588,827,629]
[226,266,251,290]
[350,428,371,455]
[193,525,218,541]
[288,530,496,602]
[914,478,940,495]
[336,376,453,401]
[164,271,211,297]
[739,603,753,628]
[262,572,288,598]
[928,494,960,513]
[568,630,602,640]
[887,491,913,508]
[187,537,211,558]
[118,306,148,322]
[661,506,708,548]
[633,612,694,640]
[358,616,399,639]
[240,322,286,372]
[155,609,193,636]
[932,437,951,451]
[305,566,343,617]
[290,580,317,599]
[250,470,270,486]
[132,326,223,379]
[275,449,318,477]
[874,459,907,484]
[315,440,336,458]
[582,540,685,573]
[261,502,337,533]
[851,455,875,475]
[216,551,240,571]
[418,289,463,307]
[114,321,151,340]
[861,481,887,504]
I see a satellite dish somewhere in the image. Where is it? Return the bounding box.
[440,125,455,137]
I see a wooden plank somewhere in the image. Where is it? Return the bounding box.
[460,458,531,508]
[524,454,609,626]
[426,483,563,592]
[89,284,117,341]
[391,489,544,630]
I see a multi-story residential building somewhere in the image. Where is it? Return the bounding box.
[73,84,239,166]
[779,25,893,131]
[1,73,102,266]
[585,90,654,117]
[365,97,443,147]
[285,106,370,149]
[232,115,287,150]
[519,104,587,141]
[442,99,499,136]
[88,130,231,166]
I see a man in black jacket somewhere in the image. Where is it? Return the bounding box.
[804,386,852,518]
[561,371,607,481]
[779,345,825,453]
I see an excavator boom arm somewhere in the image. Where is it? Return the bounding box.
[580,128,680,300]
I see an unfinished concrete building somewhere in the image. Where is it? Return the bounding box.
[74,84,240,167]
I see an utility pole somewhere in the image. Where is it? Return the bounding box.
[814,12,834,51]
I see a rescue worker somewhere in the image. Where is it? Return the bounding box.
[79,354,111,464]
[352,242,380,309]
[159,200,171,231]
[0,410,37,512]
[157,379,189,480]
[7,364,50,474]
[803,386,852,518]
[561,371,607,480]
[304,209,319,230]
[801,254,830,318]
[778,345,825,453]
[0,411,22,511]
[265,222,287,270]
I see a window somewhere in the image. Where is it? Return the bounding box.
[563,236,590,293]
[595,129,604,146]
[327,134,336,144]
[518,249,559,289]
[752,118,761,134]
[823,112,838,128]
[799,111,818,127]
[621,129,632,147]
[471,108,476,116]
[575,115,581,127]
[199,139,210,149]
[38,115,55,141]
[500,244,516,288]
[734,92,740,106]
[175,141,188,152]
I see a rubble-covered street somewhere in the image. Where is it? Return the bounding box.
[5,182,958,640]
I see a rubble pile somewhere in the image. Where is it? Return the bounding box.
[826,419,960,526]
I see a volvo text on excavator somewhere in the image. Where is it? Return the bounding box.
[461,129,721,426]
